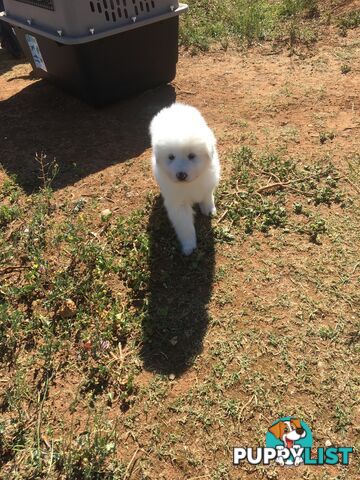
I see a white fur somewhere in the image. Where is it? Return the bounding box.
[150,103,220,255]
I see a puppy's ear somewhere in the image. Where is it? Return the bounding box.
[206,129,217,158]
[268,422,285,439]
[149,109,164,145]
[149,117,157,144]
[291,418,302,430]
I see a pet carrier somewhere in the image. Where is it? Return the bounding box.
[1,0,188,104]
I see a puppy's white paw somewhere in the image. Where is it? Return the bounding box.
[182,241,196,256]
[200,202,217,217]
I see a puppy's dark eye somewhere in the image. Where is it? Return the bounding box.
[188,153,196,160]
[168,154,175,161]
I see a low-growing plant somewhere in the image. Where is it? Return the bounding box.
[319,131,335,144]
[0,204,21,228]
[54,419,125,479]
[338,9,360,36]
[341,64,351,74]
[217,146,345,241]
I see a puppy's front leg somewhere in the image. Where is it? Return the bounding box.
[200,192,216,217]
[165,203,196,255]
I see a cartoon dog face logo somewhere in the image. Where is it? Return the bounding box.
[268,418,306,449]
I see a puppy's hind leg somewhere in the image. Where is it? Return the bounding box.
[200,191,216,217]
[165,203,196,256]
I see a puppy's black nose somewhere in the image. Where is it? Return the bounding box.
[176,172,188,181]
[296,428,304,435]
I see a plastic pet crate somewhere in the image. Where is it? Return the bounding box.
[1,0,188,104]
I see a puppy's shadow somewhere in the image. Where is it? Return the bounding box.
[141,196,215,376]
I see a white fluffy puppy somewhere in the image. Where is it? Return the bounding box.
[150,103,220,255]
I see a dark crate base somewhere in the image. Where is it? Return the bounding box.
[14,17,179,106]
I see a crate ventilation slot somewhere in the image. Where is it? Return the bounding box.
[14,0,55,10]
[89,0,156,23]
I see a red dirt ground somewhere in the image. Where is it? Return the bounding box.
[0,8,359,479]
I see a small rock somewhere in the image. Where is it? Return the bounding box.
[58,299,77,319]
[101,209,112,221]
[325,439,332,447]
[169,373,176,381]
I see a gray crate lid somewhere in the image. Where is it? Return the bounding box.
[1,1,188,45]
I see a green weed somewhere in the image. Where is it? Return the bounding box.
[341,64,351,74]
[320,131,335,144]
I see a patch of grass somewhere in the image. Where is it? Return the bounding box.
[180,0,322,52]
[338,9,360,36]
[0,143,358,477]
[279,0,320,19]
[333,405,352,432]
[217,146,346,240]
[0,204,21,228]
[0,174,147,476]
[53,418,125,479]
[0,175,23,202]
